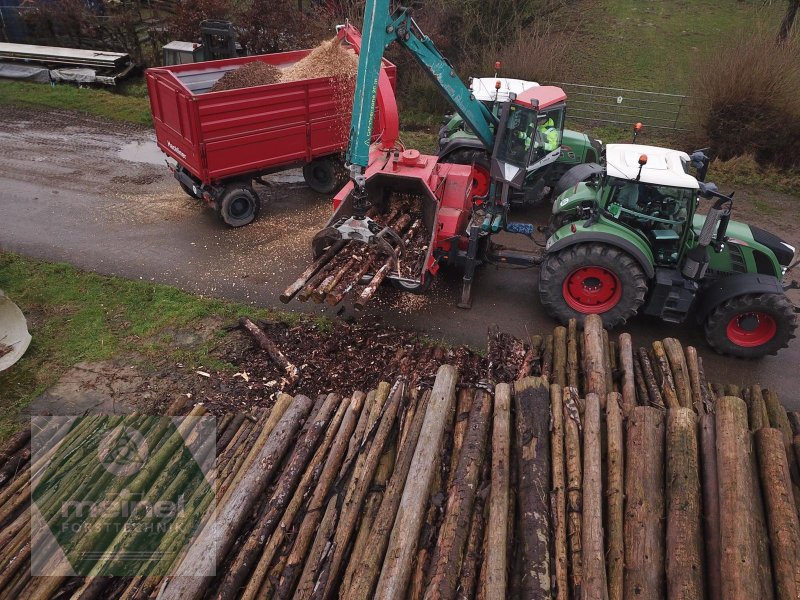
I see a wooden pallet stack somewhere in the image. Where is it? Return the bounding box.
[281,194,429,310]
[0,317,797,599]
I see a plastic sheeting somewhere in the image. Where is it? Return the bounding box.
[0,61,50,83]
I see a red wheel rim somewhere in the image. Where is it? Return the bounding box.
[726,312,777,347]
[562,266,622,314]
[471,164,490,199]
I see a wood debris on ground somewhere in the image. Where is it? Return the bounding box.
[1,315,798,599]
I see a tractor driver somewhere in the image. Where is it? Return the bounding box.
[536,115,560,153]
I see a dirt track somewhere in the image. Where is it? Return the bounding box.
[1,105,799,407]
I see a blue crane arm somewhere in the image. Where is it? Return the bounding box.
[347,1,497,169]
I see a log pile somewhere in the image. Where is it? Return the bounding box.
[0,316,798,599]
[281,193,429,310]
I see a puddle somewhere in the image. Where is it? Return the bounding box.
[118,140,166,166]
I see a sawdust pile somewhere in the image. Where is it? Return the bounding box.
[280,37,359,82]
[210,61,282,92]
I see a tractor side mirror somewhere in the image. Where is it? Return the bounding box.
[699,181,719,199]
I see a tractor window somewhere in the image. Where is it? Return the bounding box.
[496,104,537,167]
[533,108,564,155]
[608,179,694,264]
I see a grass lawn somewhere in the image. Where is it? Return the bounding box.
[0,253,285,442]
[0,79,152,126]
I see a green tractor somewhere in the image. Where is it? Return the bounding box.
[438,77,602,205]
[541,143,797,358]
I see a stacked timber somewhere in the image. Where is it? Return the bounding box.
[0,317,798,599]
[281,193,429,310]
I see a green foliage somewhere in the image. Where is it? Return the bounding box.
[0,253,276,441]
[0,81,152,126]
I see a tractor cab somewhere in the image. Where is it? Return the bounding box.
[602,145,699,265]
[490,86,567,189]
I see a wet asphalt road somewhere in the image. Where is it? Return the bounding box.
[0,106,798,407]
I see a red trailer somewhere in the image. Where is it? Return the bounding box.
[145,37,396,226]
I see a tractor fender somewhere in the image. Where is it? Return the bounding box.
[438,137,489,160]
[546,232,656,278]
[695,273,785,322]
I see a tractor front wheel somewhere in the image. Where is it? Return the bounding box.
[704,293,796,358]
[539,244,648,328]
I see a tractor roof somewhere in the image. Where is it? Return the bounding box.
[605,144,699,189]
[470,77,538,102]
[515,85,567,110]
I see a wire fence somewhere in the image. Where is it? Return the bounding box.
[550,82,695,132]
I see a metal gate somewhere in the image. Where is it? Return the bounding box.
[550,82,692,131]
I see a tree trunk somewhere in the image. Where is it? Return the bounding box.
[582,392,608,600]
[553,326,567,388]
[583,315,607,406]
[481,382,511,600]
[374,365,458,600]
[624,406,666,600]
[755,428,800,600]
[541,335,554,383]
[563,387,584,599]
[239,317,299,387]
[567,319,580,390]
[700,413,722,600]
[663,338,692,409]
[665,408,704,599]
[652,341,679,409]
[551,384,569,600]
[716,396,761,599]
[424,387,492,600]
[617,333,636,414]
[637,348,664,408]
[512,377,551,599]
[605,393,624,600]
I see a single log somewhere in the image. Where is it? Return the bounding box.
[281,240,346,302]
[344,390,432,600]
[710,383,725,401]
[157,395,314,600]
[482,383,511,600]
[540,335,554,382]
[624,406,666,600]
[602,329,614,394]
[583,315,607,406]
[293,496,339,600]
[637,348,665,408]
[321,380,406,599]
[567,319,579,390]
[617,333,636,415]
[665,408,704,599]
[0,448,29,488]
[551,384,569,600]
[0,428,31,471]
[663,338,692,408]
[449,388,475,485]
[697,356,715,409]
[700,413,722,600]
[755,428,800,600]
[512,377,551,599]
[373,365,458,600]
[716,396,761,599]
[632,353,650,407]
[457,481,489,600]
[763,389,800,542]
[354,262,391,311]
[684,346,706,414]
[239,317,299,386]
[748,385,769,431]
[518,336,541,380]
[424,387,492,600]
[582,392,608,600]
[789,412,800,436]
[563,387,584,599]
[215,393,339,600]
[605,393,624,600]
[724,384,741,398]
[553,326,567,388]
[652,341,679,409]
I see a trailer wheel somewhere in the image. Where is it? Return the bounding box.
[303,158,344,194]
[218,184,261,227]
[704,293,796,358]
[539,243,648,328]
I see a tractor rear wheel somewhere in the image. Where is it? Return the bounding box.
[218,183,261,227]
[704,293,796,358]
[539,244,648,328]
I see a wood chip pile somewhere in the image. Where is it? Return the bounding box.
[281,194,429,311]
[210,61,283,92]
[1,316,798,599]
